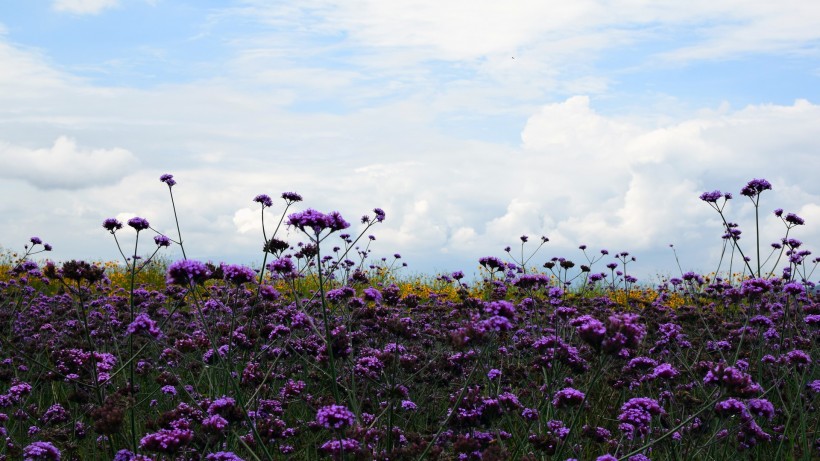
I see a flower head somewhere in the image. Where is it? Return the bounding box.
[154,235,171,247]
[140,428,194,453]
[373,207,386,222]
[281,192,302,203]
[166,259,212,285]
[740,178,772,197]
[553,388,585,409]
[103,218,123,233]
[288,209,350,235]
[699,190,724,203]
[253,194,273,208]
[23,441,61,461]
[128,217,150,232]
[159,174,176,187]
[206,452,245,461]
[785,213,805,226]
[127,313,162,338]
[316,404,355,430]
[221,263,256,285]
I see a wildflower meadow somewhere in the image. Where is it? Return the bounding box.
[0,175,817,461]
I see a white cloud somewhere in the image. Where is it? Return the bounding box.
[239,0,820,67]
[0,136,138,190]
[0,7,818,280]
[52,0,119,15]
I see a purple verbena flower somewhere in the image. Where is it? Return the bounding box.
[154,235,171,247]
[23,442,61,460]
[281,192,302,203]
[127,313,162,339]
[288,209,350,235]
[253,194,273,208]
[166,259,212,285]
[221,263,256,285]
[320,438,359,455]
[740,178,772,197]
[206,452,244,461]
[103,218,123,233]
[140,428,194,453]
[785,213,805,226]
[699,190,724,203]
[159,174,176,187]
[128,217,150,232]
[316,404,355,430]
[553,388,585,409]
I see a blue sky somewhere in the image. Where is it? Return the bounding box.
[1,0,819,281]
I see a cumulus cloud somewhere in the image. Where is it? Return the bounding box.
[52,0,119,15]
[0,136,138,190]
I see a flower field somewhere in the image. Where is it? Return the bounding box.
[0,176,817,460]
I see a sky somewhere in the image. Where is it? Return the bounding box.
[1,0,819,282]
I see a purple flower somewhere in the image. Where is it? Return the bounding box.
[206,452,244,461]
[715,398,746,416]
[479,256,505,271]
[41,404,69,425]
[373,208,386,222]
[618,397,665,439]
[161,385,176,395]
[363,287,382,302]
[740,178,772,197]
[267,257,297,276]
[780,349,811,367]
[522,407,539,421]
[704,363,762,396]
[487,369,502,380]
[253,194,273,208]
[401,400,417,411]
[783,282,804,296]
[281,192,302,203]
[166,259,212,285]
[159,174,176,187]
[128,217,150,232]
[103,218,123,233]
[320,438,359,455]
[553,388,585,409]
[208,396,238,417]
[700,190,724,202]
[140,428,194,453]
[113,449,153,461]
[288,209,350,235]
[484,300,516,319]
[202,414,229,432]
[127,313,162,338]
[571,315,606,347]
[23,441,61,461]
[785,213,805,226]
[154,235,171,247]
[221,263,256,285]
[316,404,355,430]
[747,398,775,420]
[649,363,679,380]
[30,236,43,245]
